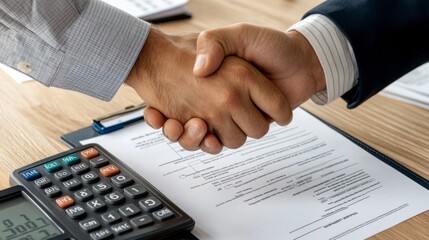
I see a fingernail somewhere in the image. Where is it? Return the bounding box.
[193,54,206,72]
[162,127,169,140]
[146,119,154,128]
[188,122,202,138]
[203,138,213,149]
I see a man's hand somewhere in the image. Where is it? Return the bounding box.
[144,24,326,153]
[125,27,292,150]
[193,24,325,108]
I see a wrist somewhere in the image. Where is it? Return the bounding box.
[125,27,164,95]
[125,27,198,113]
[287,30,326,94]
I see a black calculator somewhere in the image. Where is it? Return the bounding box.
[3,144,195,240]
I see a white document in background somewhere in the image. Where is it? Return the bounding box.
[0,63,33,83]
[82,108,429,240]
[102,0,189,21]
[382,62,429,110]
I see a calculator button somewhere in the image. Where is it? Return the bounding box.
[124,185,147,199]
[44,160,62,173]
[81,171,100,184]
[119,204,141,218]
[44,185,62,197]
[21,169,41,181]
[55,195,75,209]
[153,207,175,221]
[90,156,109,168]
[62,154,81,166]
[100,164,120,177]
[81,147,99,159]
[130,215,154,228]
[79,217,101,232]
[34,176,51,188]
[87,198,107,212]
[74,188,94,202]
[54,169,73,181]
[111,222,132,235]
[101,211,121,224]
[92,182,113,195]
[71,163,90,175]
[111,174,134,188]
[90,228,113,240]
[105,191,125,205]
[139,197,162,211]
[63,178,82,190]
[66,205,86,219]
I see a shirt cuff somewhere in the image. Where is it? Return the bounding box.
[52,0,151,100]
[287,14,358,105]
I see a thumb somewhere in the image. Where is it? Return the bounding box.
[193,31,226,77]
[193,27,243,77]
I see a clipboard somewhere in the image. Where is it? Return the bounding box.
[61,104,146,147]
[61,107,429,190]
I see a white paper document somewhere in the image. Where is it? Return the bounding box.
[102,0,189,21]
[81,108,429,240]
[382,62,429,110]
[0,63,33,84]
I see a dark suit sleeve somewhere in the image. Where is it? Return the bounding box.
[304,0,429,108]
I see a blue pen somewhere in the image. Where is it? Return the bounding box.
[92,103,146,134]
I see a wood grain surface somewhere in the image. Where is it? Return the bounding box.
[0,0,427,238]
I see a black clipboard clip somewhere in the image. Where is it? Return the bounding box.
[92,103,147,134]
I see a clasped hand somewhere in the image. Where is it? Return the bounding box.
[128,24,325,154]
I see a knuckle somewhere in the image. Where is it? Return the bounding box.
[222,64,254,87]
[233,62,253,79]
[219,88,241,109]
[199,30,212,40]
[232,22,251,31]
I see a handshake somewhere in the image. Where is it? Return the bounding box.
[125,23,326,154]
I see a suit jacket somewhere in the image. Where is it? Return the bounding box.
[305,0,429,108]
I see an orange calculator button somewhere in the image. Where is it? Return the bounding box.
[100,164,120,177]
[80,148,99,159]
[56,195,75,209]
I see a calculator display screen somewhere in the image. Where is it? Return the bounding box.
[0,195,62,240]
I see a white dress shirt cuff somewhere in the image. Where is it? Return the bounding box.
[288,14,358,105]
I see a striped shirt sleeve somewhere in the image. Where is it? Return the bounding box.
[288,14,358,105]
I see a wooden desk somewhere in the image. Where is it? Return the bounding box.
[0,0,427,239]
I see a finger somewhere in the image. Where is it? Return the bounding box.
[225,63,272,138]
[265,114,274,124]
[193,34,225,77]
[200,134,223,154]
[193,26,244,77]
[144,106,166,129]
[178,118,208,151]
[232,97,270,139]
[212,119,247,149]
[162,119,184,142]
[247,70,293,126]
